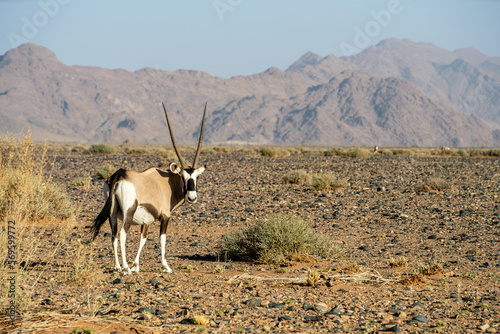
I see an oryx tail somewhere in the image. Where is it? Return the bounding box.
[90,169,125,240]
[90,194,112,240]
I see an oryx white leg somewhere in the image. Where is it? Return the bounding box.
[131,225,148,272]
[109,197,121,272]
[160,233,172,273]
[120,224,132,274]
[113,237,121,271]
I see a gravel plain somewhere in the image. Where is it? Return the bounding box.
[2,149,499,333]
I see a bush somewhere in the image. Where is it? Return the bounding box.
[380,149,394,156]
[391,148,415,156]
[86,143,116,154]
[325,147,368,158]
[345,147,369,158]
[0,132,74,221]
[324,147,345,157]
[97,164,117,180]
[310,173,346,191]
[218,215,343,265]
[259,147,290,157]
[283,170,311,185]
[124,146,150,155]
[415,177,451,194]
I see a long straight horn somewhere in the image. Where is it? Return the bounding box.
[192,102,207,169]
[162,103,187,169]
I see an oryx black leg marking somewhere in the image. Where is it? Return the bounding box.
[159,214,172,273]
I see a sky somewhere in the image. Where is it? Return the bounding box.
[0,0,499,79]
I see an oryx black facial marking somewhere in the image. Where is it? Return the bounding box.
[90,102,207,274]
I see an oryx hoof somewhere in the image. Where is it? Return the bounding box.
[114,266,122,272]
[131,264,140,272]
[162,266,173,274]
[122,267,132,275]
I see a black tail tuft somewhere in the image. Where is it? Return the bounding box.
[90,196,112,240]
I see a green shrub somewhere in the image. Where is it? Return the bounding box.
[218,215,343,265]
[86,143,116,154]
[324,147,345,157]
[97,164,117,179]
[380,149,394,156]
[310,173,346,191]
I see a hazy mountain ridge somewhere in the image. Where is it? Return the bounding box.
[306,38,500,129]
[0,40,498,146]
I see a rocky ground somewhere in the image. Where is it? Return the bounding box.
[2,149,500,333]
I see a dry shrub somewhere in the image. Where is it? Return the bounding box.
[192,315,209,326]
[218,215,343,265]
[338,262,362,274]
[0,132,104,314]
[0,132,74,222]
[403,273,426,285]
[388,256,408,268]
[307,269,321,286]
[325,147,369,158]
[283,170,311,185]
[259,147,290,157]
[310,173,346,191]
[124,146,151,155]
[391,149,415,156]
[415,177,451,194]
[420,262,445,276]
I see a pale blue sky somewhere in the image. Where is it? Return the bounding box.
[0,0,499,78]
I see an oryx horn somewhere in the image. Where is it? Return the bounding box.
[162,103,187,169]
[192,102,207,169]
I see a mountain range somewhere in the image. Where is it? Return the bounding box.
[0,39,499,146]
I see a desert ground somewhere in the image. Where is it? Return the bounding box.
[1,147,499,333]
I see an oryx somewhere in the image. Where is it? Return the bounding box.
[90,103,207,274]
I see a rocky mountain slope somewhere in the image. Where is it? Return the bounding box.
[0,41,499,146]
[290,39,500,129]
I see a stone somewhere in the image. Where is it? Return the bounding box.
[245,298,261,308]
[314,302,329,312]
[479,324,490,331]
[412,315,428,323]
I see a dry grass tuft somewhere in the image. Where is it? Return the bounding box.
[0,131,104,314]
[283,170,311,185]
[0,131,74,222]
[338,262,362,274]
[388,256,408,268]
[259,147,290,157]
[420,262,445,276]
[192,315,209,326]
[325,147,369,158]
[415,177,451,194]
[310,173,346,192]
[307,269,321,286]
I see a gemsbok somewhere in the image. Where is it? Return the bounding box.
[90,103,207,274]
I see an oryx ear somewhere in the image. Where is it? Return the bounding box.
[169,162,181,174]
[196,165,206,175]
